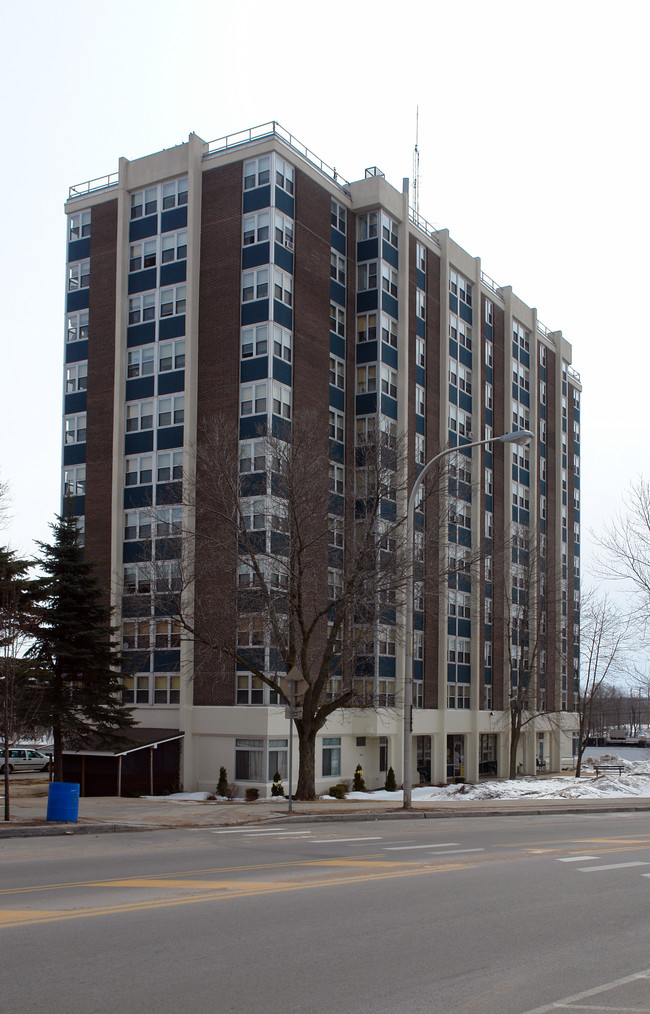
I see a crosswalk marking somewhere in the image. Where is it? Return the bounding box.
[577,861,650,872]
[426,848,484,856]
[384,842,459,851]
[310,837,383,844]
[557,855,598,862]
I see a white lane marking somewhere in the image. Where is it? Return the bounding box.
[426,848,484,856]
[557,855,599,862]
[520,965,650,1013]
[210,829,312,837]
[209,828,287,834]
[578,861,650,872]
[309,837,384,844]
[384,842,459,851]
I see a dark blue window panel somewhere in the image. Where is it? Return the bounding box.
[65,391,86,415]
[328,492,344,516]
[154,650,180,672]
[66,289,89,313]
[448,524,458,544]
[330,333,345,359]
[485,365,493,384]
[381,343,398,369]
[156,481,182,505]
[242,242,270,270]
[449,293,458,314]
[125,431,154,455]
[449,337,458,359]
[485,450,493,468]
[243,185,271,213]
[519,469,530,487]
[128,268,157,295]
[382,241,398,269]
[357,290,378,313]
[416,268,426,290]
[155,537,181,561]
[380,499,396,522]
[129,215,158,241]
[483,670,492,685]
[356,340,377,364]
[572,406,579,421]
[274,243,293,273]
[234,646,265,671]
[416,317,426,338]
[449,385,458,405]
[379,656,396,678]
[519,509,530,526]
[330,279,346,306]
[239,415,267,439]
[413,661,423,680]
[485,322,493,341]
[458,619,471,639]
[457,667,471,684]
[157,370,185,395]
[161,206,187,233]
[158,426,184,450]
[458,529,472,549]
[512,463,518,481]
[459,392,472,413]
[512,506,519,522]
[381,292,399,319]
[63,444,86,466]
[124,486,153,509]
[272,415,291,441]
[520,389,530,408]
[329,386,344,411]
[271,531,290,557]
[512,341,519,360]
[485,407,493,426]
[416,365,425,387]
[240,300,269,326]
[448,618,457,636]
[275,187,294,217]
[459,302,472,325]
[573,475,580,490]
[356,392,377,415]
[457,574,471,593]
[68,238,90,262]
[459,346,472,368]
[160,261,187,286]
[539,479,546,495]
[520,349,530,369]
[540,441,546,456]
[272,358,292,386]
[327,444,344,472]
[512,382,518,400]
[240,473,266,497]
[485,494,493,512]
[159,314,186,340]
[122,541,152,564]
[416,415,425,436]
[331,227,346,255]
[126,376,155,401]
[127,322,156,347]
[539,365,546,381]
[357,238,378,262]
[447,664,456,681]
[562,490,568,506]
[241,357,269,382]
[65,339,88,364]
[273,301,292,330]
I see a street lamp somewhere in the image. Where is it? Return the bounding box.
[402,429,534,809]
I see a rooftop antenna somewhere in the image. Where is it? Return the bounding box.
[412,106,420,221]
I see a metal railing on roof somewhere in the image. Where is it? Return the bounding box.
[567,364,581,383]
[204,121,350,188]
[408,208,440,246]
[69,172,119,200]
[480,270,501,296]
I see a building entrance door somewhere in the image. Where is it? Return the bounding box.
[447,734,464,781]
[416,735,431,783]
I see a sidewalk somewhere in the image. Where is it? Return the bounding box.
[3,779,650,838]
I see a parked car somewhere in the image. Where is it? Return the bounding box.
[0,747,51,774]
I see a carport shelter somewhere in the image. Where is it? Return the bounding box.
[62,728,184,797]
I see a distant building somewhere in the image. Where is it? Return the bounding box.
[62,123,581,793]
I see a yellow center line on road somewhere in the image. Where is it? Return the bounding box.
[0,859,479,929]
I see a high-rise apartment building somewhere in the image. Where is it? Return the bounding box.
[62,123,581,793]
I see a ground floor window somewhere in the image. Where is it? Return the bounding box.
[235,739,264,780]
[416,735,431,783]
[379,736,388,773]
[268,739,288,780]
[322,737,341,777]
[447,734,464,779]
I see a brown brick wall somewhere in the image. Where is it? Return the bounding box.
[545,348,559,711]
[85,199,118,603]
[491,302,506,711]
[423,243,441,709]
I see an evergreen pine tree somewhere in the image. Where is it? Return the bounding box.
[384,765,397,792]
[30,506,134,781]
[271,769,285,797]
[353,763,367,792]
[217,766,229,797]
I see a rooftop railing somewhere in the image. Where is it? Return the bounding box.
[204,121,350,188]
[408,208,440,246]
[69,172,119,199]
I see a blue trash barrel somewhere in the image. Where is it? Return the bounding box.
[47,782,80,822]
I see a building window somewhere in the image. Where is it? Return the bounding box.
[357,313,377,343]
[449,313,472,351]
[69,211,91,240]
[327,568,343,600]
[329,410,344,443]
[64,465,86,497]
[65,362,88,393]
[239,440,265,474]
[329,463,344,495]
[158,395,184,427]
[156,505,182,537]
[416,242,426,272]
[381,264,398,298]
[357,261,378,291]
[159,338,185,372]
[381,213,398,247]
[160,285,186,318]
[123,562,152,596]
[322,737,341,777]
[330,303,345,337]
[243,211,270,246]
[64,413,86,444]
[122,617,151,650]
[485,339,493,368]
[329,355,345,390]
[126,400,154,432]
[415,385,425,416]
[241,382,267,416]
[244,157,271,190]
[356,364,377,394]
[513,319,530,353]
[381,313,398,348]
[130,187,157,219]
[66,310,89,343]
[416,290,426,321]
[272,382,291,419]
[241,324,268,359]
[161,231,187,263]
[416,337,425,369]
[330,251,345,284]
[124,508,152,541]
[415,433,425,465]
[242,268,269,302]
[484,299,493,326]
[357,212,378,240]
[157,451,183,482]
[331,199,346,233]
[128,291,156,324]
[129,240,157,272]
[67,260,90,291]
[381,365,397,399]
[127,347,155,379]
[273,268,293,306]
[328,515,344,549]
[162,178,188,209]
[276,157,294,194]
[450,269,472,308]
[235,739,264,780]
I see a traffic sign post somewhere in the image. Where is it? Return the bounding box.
[281,667,307,812]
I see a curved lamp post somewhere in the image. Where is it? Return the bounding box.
[402,429,534,809]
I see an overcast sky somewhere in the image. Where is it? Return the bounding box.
[1,0,648,598]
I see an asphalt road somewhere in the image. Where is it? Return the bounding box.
[1,812,650,1013]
